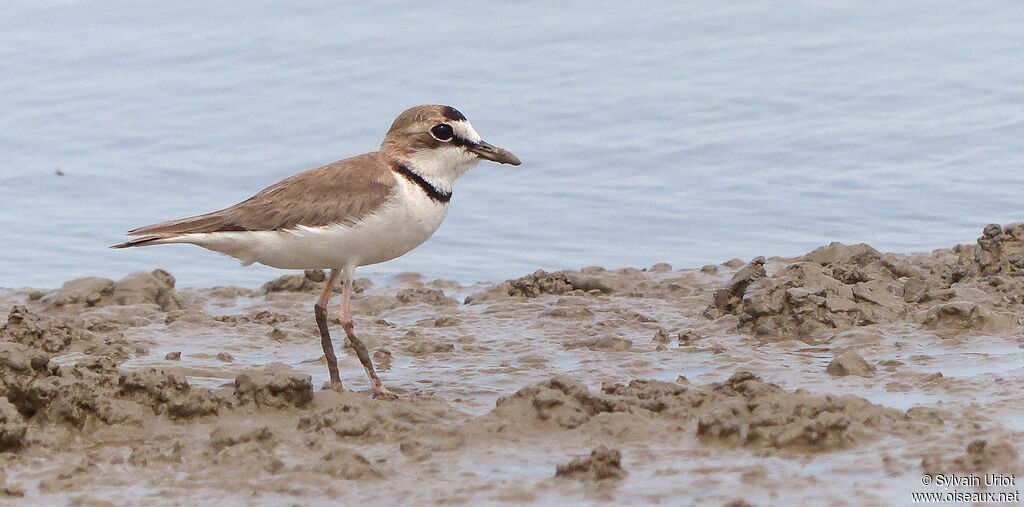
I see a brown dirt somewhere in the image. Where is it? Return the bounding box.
[1,223,1023,504]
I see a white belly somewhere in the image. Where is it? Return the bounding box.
[175,181,449,270]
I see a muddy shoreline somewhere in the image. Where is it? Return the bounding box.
[2,224,1023,505]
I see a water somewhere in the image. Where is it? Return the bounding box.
[2,2,1023,289]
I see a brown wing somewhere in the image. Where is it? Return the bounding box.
[122,152,397,239]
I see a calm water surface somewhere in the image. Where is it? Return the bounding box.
[2,2,1022,288]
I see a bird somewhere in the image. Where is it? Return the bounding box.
[112,104,521,398]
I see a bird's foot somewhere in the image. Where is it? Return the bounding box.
[372,384,397,400]
[324,381,345,394]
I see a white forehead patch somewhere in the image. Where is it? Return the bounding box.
[451,120,482,143]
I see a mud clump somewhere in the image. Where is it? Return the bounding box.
[555,445,627,481]
[0,396,27,450]
[209,424,274,450]
[543,303,596,319]
[0,342,51,380]
[506,271,579,298]
[467,270,613,302]
[957,223,1024,278]
[303,269,327,283]
[233,364,314,409]
[564,336,631,351]
[309,448,384,480]
[215,310,291,326]
[37,269,183,312]
[0,485,25,499]
[704,257,766,318]
[695,372,907,451]
[597,378,707,419]
[119,368,221,419]
[803,242,883,267]
[404,341,455,356]
[14,360,219,428]
[806,228,1023,336]
[298,395,381,438]
[744,265,902,337]
[707,243,917,338]
[112,270,183,311]
[39,277,114,308]
[471,372,915,454]
[922,439,1021,476]
[0,306,86,353]
[297,391,459,441]
[919,301,1002,333]
[395,288,459,307]
[1,352,220,435]
[700,227,1024,341]
[826,350,875,377]
[261,269,326,293]
[482,377,615,431]
[959,439,1018,472]
[461,267,633,303]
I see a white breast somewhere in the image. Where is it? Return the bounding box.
[177,177,449,270]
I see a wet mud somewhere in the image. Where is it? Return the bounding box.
[1,224,1023,504]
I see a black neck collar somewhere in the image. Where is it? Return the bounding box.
[392,162,452,204]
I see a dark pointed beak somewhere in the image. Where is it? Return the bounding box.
[469,140,521,166]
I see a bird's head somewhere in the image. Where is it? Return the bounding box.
[381,105,520,185]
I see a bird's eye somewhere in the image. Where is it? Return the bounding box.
[430,124,454,141]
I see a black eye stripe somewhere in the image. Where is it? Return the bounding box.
[428,123,478,149]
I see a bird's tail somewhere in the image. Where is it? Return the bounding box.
[109,235,167,249]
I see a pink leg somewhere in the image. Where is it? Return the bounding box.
[339,266,393,398]
[314,269,344,392]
